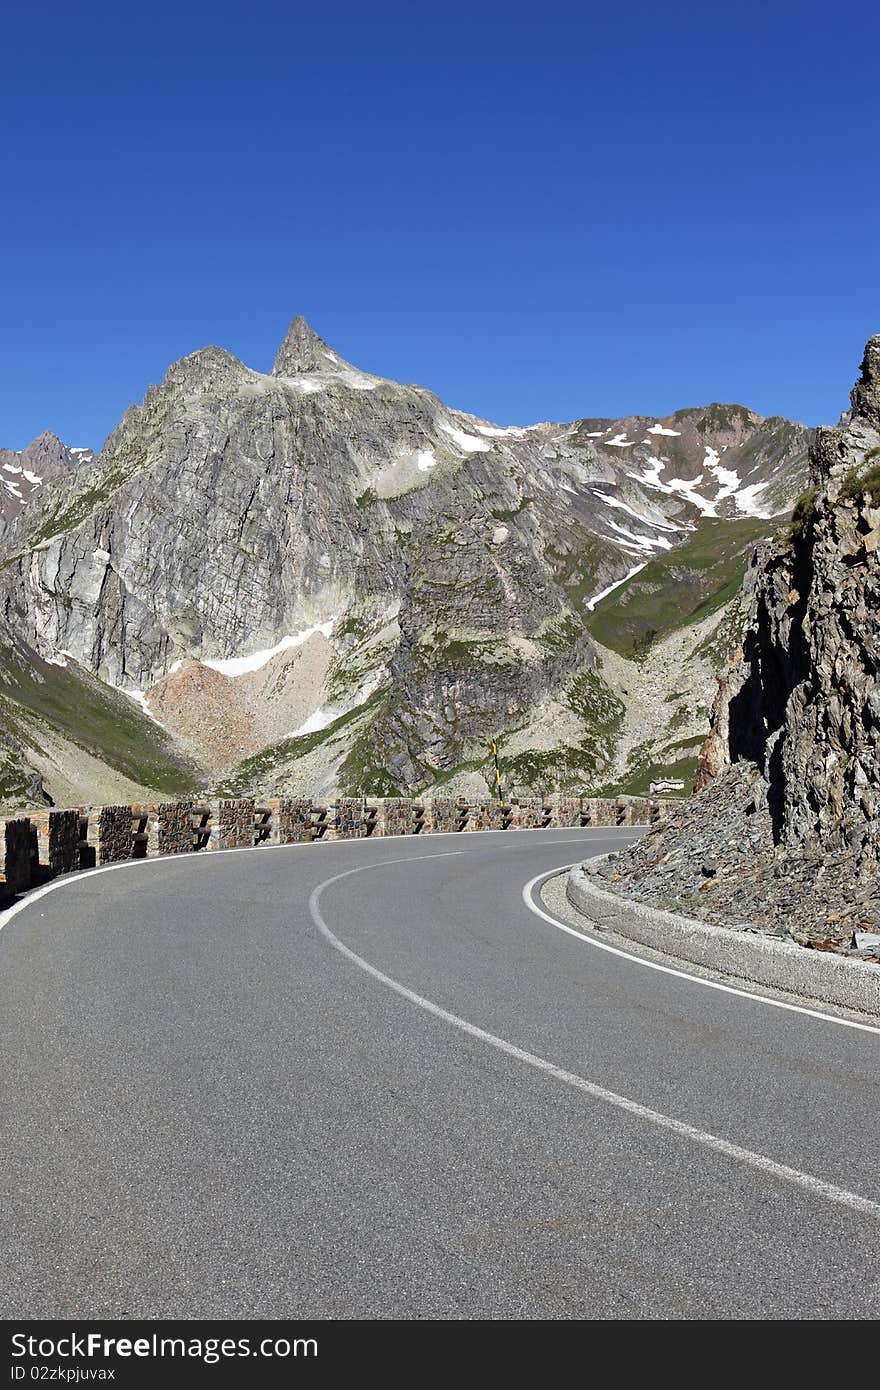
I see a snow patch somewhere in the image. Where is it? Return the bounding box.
[734,480,774,518]
[629,456,717,518]
[585,563,648,612]
[203,621,336,677]
[171,621,338,679]
[476,424,526,439]
[288,377,325,394]
[604,518,672,552]
[604,433,635,448]
[416,449,437,471]
[336,369,378,391]
[288,706,332,737]
[22,470,42,486]
[592,491,680,531]
[439,422,491,454]
[647,423,682,437]
[122,689,167,729]
[704,447,741,502]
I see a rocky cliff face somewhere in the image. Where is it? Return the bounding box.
[700,335,880,849]
[0,317,810,803]
[605,336,880,948]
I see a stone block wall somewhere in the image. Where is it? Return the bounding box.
[0,794,672,899]
[3,817,35,894]
[513,796,545,829]
[424,798,460,833]
[49,809,81,874]
[466,799,505,831]
[379,798,413,836]
[581,798,616,827]
[277,798,314,843]
[547,795,581,827]
[158,801,194,855]
[217,799,255,849]
[333,798,366,840]
[98,805,136,864]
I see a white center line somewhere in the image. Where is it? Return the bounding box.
[310,853,880,1222]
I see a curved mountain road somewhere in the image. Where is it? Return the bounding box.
[1,828,878,1319]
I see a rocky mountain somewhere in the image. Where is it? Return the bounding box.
[0,318,811,808]
[602,335,880,950]
[0,433,93,527]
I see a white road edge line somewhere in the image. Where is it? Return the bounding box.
[310,855,880,1222]
[522,864,880,1038]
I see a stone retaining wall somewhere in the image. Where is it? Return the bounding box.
[425,798,461,833]
[549,795,581,827]
[0,794,670,900]
[378,798,413,836]
[158,801,194,856]
[4,818,36,894]
[466,799,505,831]
[333,798,367,840]
[277,797,314,844]
[48,809,80,874]
[218,798,255,849]
[513,796,545,830]
[98,805,136,864]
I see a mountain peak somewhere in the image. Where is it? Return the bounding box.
[272,316,339,376]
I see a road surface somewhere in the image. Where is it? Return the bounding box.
[1,828,878,1319]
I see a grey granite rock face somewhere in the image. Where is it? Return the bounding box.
[700,336,880,851]
[0,317,812,798]
[610,337,880,947]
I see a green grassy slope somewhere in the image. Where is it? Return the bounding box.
[584,516,772,658]
[0,637,200,807]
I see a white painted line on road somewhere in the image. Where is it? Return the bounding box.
[310,855,880,1222]
[523,865,880,1038]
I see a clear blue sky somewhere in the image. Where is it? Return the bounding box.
[2,0,878,449]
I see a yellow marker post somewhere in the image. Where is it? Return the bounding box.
[491,740,504,806]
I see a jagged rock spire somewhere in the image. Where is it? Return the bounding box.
[850,333,880,428]
[813,333,880,483]
[271,316,339,376]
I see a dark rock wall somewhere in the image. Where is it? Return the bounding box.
[698,337,880,858]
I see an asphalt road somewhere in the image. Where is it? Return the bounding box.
[1,828,879,1319]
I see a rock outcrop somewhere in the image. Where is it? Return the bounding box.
[607,336,880,947]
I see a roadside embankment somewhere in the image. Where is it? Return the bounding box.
[565,859,880,1019]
